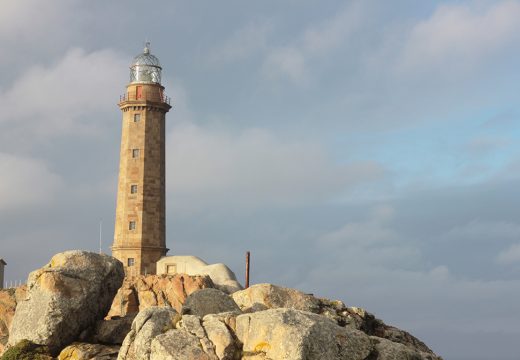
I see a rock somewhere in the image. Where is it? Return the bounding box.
[232,284,440,358]
[149,313,238,360]
[232,283,321,313]
[8,251,124,353]
[0,339,53,360]
[182,288,241,317]
[90,315,136,345]
[236,308,373,360]
[370,337,426,360]
[107,274,214,318]
[118,306,179,360]
[150,329,214,360]
[0,286,26,355]
[178,315,218,357]
[203,314,239,360]
[58,343,120,360]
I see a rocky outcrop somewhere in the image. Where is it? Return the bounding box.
[182,288,241,317]
[232,284,439,357]
[8,251,124,352]
[107,274,214,318]
[0,251,442,359]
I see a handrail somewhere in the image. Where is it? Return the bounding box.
[119,91,171,105]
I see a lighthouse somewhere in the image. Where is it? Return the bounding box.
[112,43,171,276]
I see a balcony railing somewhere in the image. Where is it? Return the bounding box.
[119,91,171,105]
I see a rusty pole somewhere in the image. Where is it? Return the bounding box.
[245,251,251,289]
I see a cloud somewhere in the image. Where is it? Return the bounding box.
[0,152,62,211]
[262,47,307,83]
[166,123,385,213]
[497,243,520,264]
[401,1,520,71]
[207,21,273,65]
[0,48,127,148]
[317,204,422,269]
[261,2,367,83]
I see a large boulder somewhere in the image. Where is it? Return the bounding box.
[118,306,179,360]
[232,284,441,359]
[0,286,26,355]
[108,274,214,318]
[182,288,241,317]
[202,314,239,360]
[8,251,124,352]
[149,314,239,360]
[235,308,373,360]
[150,329,214,360]
[232,283,321,313]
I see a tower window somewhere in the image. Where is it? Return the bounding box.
[132,149,140,158]
[129,221,136,230]
[130,185,138,194]
[134,114,141,122]
[128,258,135,267]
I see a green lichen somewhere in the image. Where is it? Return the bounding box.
[0,339,54,360]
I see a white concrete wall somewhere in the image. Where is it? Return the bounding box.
[156,255,208,275]
[157,255,243,293]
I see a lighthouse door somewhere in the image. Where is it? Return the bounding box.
[136,86,143,100]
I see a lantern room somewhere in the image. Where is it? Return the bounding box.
[130,42,162,84]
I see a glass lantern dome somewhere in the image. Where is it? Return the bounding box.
[130,43,162,84]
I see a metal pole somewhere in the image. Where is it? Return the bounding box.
[245,251,250,289]
[99,220,103,254]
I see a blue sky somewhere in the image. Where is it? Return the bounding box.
[1,1,520,359]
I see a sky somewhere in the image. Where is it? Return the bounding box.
[0,1,519,359]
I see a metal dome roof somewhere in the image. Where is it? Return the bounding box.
[130,43,162,84]
[132,43,161,67]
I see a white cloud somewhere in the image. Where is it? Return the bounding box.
[261,2,367,83]
[302,1,366,55]
[0,48,127,145]
[317,205,421,269]
[262,47,307,83]
[207,21,273,64]
[439,220,520,245]
[497,243,520,264]
[166,123,385,212]
[401,1,520,71]
[0,152,62,211]
[0,1,77,69]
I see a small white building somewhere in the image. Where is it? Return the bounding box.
[0,259,6,289]
[156,255,243,293]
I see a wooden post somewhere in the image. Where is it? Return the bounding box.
[245,251,251,289]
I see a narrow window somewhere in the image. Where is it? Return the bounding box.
[132,149,140,158]
[130,185,138,194]
[129,221,136,230]
[128,258,135,267]
[134,114,141,122]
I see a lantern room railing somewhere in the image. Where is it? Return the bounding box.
[119,90,171,105]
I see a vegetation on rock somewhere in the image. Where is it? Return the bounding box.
[0,339,53,360]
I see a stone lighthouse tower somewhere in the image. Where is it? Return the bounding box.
[112,43,171,276]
